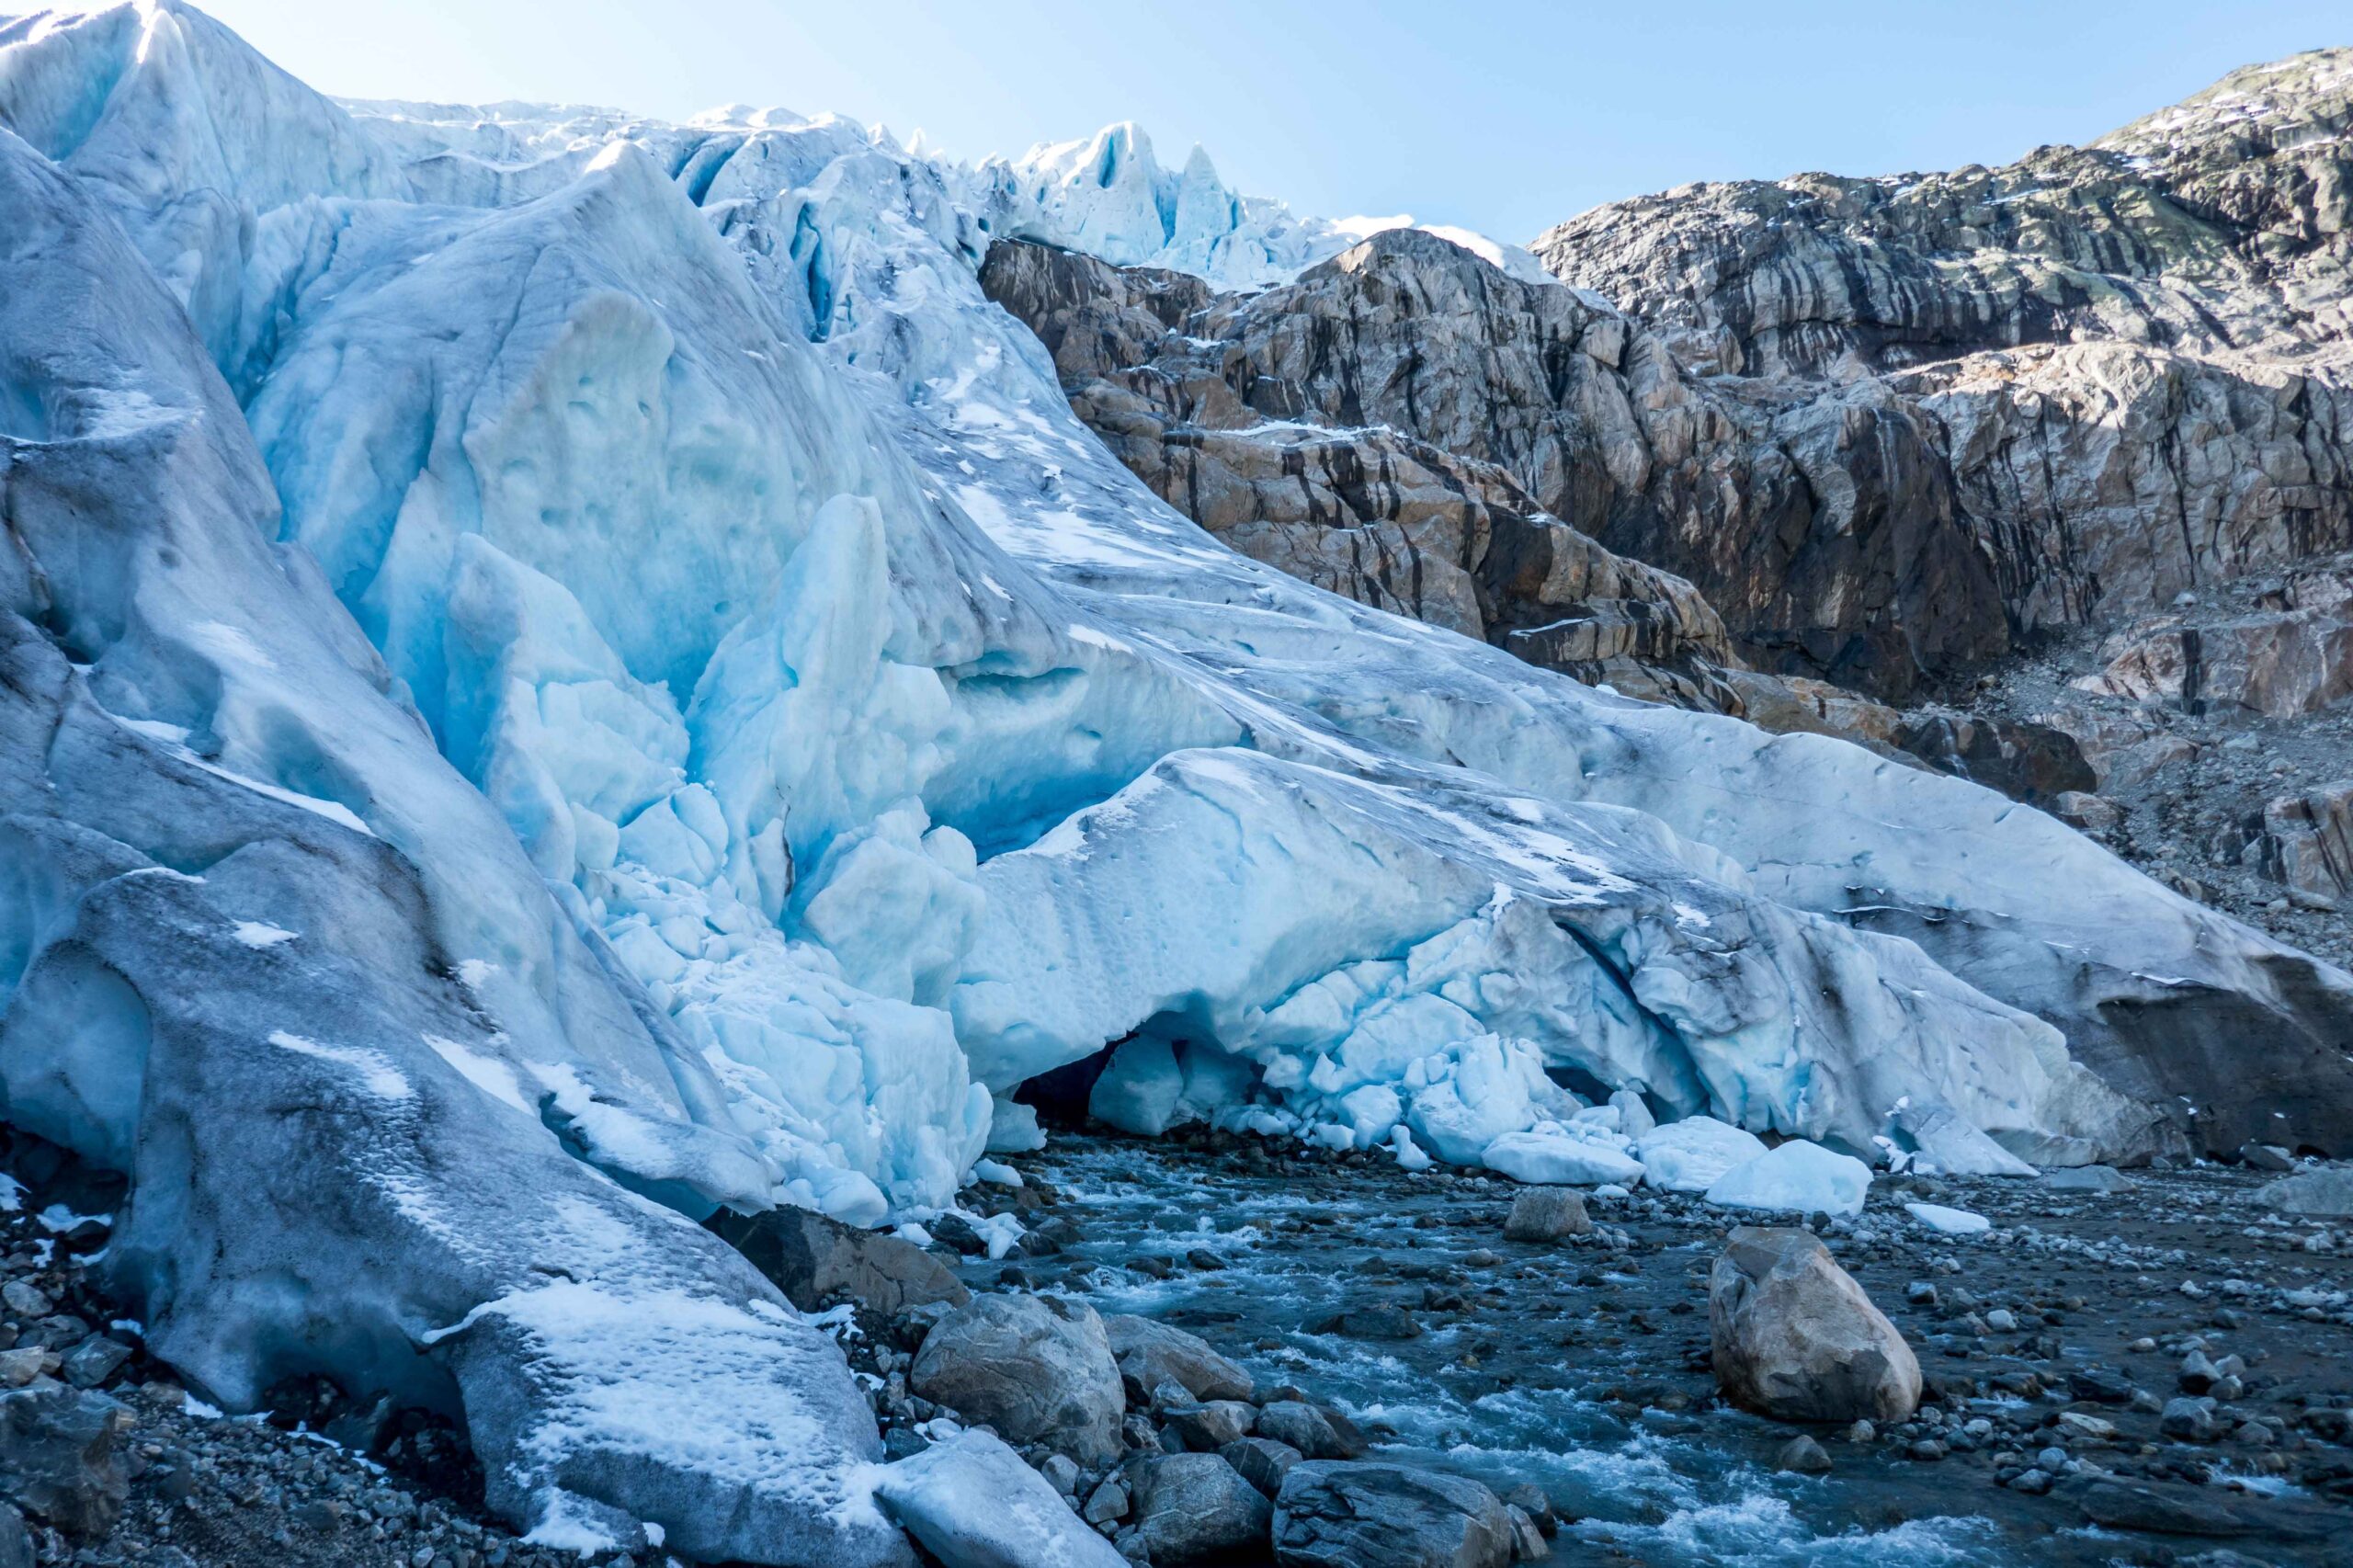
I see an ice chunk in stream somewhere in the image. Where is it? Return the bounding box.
[1390,1127,1433,1171]
[1904,1201,1992,1235]
[984,1098,1046,1153]
[1636,1117,1768,1192]
[1704,1142,1873,1218]
[1483,1124,1646,1186]
[1609,1088,1656,1140]
[1405,1036,1585,1165]
[1087,1037,1252,1136]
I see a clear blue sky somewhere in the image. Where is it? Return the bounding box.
[195,0,2347,244]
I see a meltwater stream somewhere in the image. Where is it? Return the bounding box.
[947,1134,2352,1567]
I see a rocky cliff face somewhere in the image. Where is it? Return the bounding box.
[992,55,2353,709]
[983,228,2097,789]
[1534,49,2353,694]
[978,233,1747,707]
[990,214,2103,711]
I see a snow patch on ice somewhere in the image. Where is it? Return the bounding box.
[267,1030,414,1102]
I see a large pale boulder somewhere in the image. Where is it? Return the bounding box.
[911,1295,1125,1464]
[2258,1166,2353,1218]
[1709,1227,1921,1424]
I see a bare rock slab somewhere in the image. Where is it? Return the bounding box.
[1272,1461,1512,1568]
[711,1206,970,1318]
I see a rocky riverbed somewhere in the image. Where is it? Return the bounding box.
[10,1122,2353,1568]
[938,1131,2353,1567]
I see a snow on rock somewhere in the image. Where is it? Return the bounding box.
[1904,1201,1993,1236]
[873,1428,1125,1568]
[1705,1142,1874,1218]
[1634,1117,1768,1193]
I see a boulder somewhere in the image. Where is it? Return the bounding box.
[59,1337,131,1392]
[911,1294,1125,1464]
[1101,1314,1255,1403]
[1502,1187,1591,1242]
[1255,1402,1358,1460]
[2236,1142,2297,1173]
[1220,1437,1302,1499]
[2257,1166,2353,1219]
[2262,780,2353,905]
[1123,1452,1272,1564]
[0,1385,135,1535]
[0,1504,25,1568]
[1709,1227,1921,1424]
[1775,1435,1832,1473]
[1272,1461,1512,1568]
[1165,1399,1256,1451]
[710,1206,969,1319]
[872,1429,1125,1568]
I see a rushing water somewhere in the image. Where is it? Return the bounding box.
[950,1135,2340,1567]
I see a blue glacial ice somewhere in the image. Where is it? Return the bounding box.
[2,2,2350,1556]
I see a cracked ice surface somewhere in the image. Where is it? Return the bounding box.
[1,2,2349,1558]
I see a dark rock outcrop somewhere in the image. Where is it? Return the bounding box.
[979,233,1745,705]
[1534,51,2353,696]
[710,1206,970,1319]
[0,1385,134,1536]
[1271,1461,1512,1568]
[994,54,2353,712]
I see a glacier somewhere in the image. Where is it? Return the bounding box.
[1,1,2349,1557]
[953,118,1555,289]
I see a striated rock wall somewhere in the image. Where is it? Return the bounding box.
[983,224,2032,702]
[978,233,1743,703]
[1533,50,2353,694]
